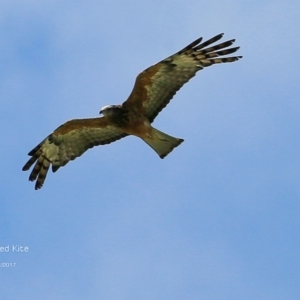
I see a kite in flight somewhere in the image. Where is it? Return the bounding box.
[22,33,242,189]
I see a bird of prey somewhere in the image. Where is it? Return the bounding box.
[22,33,242,190]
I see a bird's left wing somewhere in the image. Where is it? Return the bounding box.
[123,33,242,122]
[22,117,127,189]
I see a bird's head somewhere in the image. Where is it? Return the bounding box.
[99,105,120,116]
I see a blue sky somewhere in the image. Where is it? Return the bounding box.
[1,0,300,299]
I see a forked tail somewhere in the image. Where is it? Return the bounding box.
[143,127,184,159]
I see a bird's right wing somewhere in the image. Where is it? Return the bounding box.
[22,117,127,190]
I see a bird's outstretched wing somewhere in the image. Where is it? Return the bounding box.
[123,33,242,122]
[22,117,127,190]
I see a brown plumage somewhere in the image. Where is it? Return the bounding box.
[22,33,242,189]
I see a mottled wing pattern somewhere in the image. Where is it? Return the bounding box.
[123,33,242,122]
[22,117,127,190]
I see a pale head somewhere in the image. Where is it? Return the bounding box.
[99,105,119,116]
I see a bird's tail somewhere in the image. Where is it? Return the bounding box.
[142,127,184,159]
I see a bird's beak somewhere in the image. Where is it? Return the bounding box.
[99,110,102,115]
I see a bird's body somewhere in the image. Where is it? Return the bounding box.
[100,104,184,157]
[22,33,242,189]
